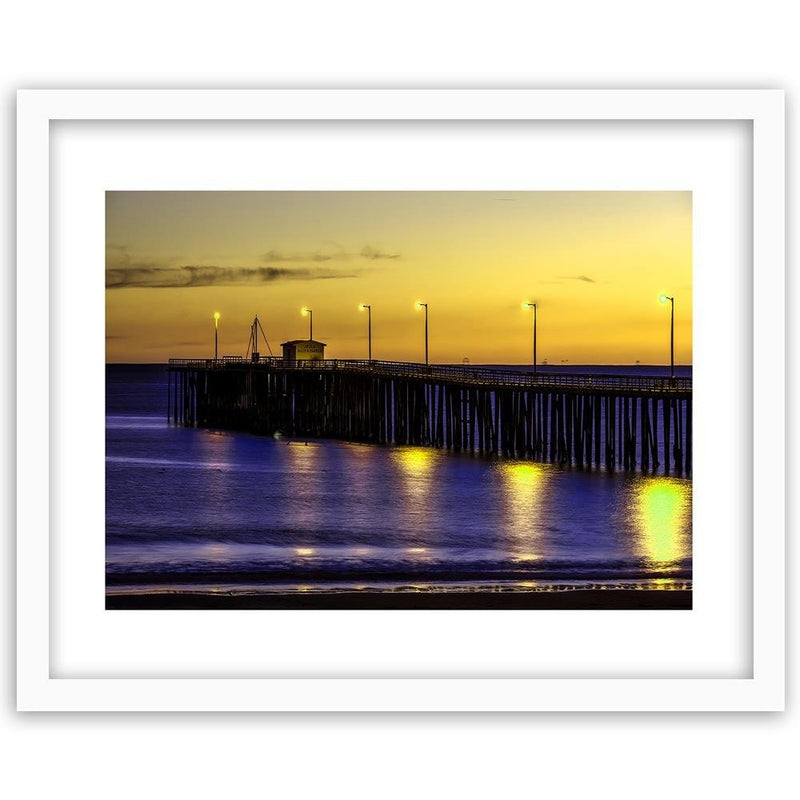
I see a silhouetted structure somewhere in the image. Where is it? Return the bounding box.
[167,358,691,475]
[280,339,326,362]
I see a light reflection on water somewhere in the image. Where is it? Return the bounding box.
[497,462,549,563]
[197,429,234,526]
[391,446,436,501]
[632,478,691,566]
[390,446,438,556]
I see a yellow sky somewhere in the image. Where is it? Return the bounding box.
[106,191,691,364]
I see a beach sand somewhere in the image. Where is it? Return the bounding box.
[106,589,691,610]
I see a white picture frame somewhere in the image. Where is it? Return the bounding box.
[17,89,785,711]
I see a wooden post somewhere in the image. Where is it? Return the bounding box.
[685,396,692,474]
[676,395,682,473]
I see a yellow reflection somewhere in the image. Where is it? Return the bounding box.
[498,462,549,561]
[634,479,691,565]
[391,447,436,503]
[650,578,680,590]
[394,447,435,471]
[285,442,320,474]
[295,547,315,557]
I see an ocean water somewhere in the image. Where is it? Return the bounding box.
[106,364,692,601]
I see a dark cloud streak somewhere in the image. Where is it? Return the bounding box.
[555,274,596,283]
[360,246,400,260]
[258,245,401,264]
[106,264,359,289]
[260,249,337,263]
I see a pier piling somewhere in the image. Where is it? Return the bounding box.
[167,358,691,475]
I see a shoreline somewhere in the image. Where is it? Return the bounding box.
[106,588,692,610]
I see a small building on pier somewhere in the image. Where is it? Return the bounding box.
[281,339,327,362]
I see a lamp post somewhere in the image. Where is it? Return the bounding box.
[302,307,313,340]
[359,304,372,360]
[523,302,537,375]
[659,294,675,380]
[213,311,220,360]
[415,302,428,365]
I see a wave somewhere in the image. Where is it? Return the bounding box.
[106,455,236,470]
[106,558,693,586]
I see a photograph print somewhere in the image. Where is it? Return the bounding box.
[106,190,692,610]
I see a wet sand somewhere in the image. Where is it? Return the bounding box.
[106,589,692,610]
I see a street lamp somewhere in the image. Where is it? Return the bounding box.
[301,307,313,340]
[415,301,428,365]
[213,311,220,360]
[359,304,372,361]
[522,301,537,375]
[659,294,675,380]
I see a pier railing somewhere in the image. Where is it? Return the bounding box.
[167,357,691,393]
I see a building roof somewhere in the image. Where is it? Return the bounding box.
[280,339,327,346]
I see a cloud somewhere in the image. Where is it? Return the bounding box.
[144,340,200,349]
[258,245,401,264]
[260,249,338,263]
[559,274,596,283]
[360,245,400,260]
[106,241,397,289]
[106,264,359,289]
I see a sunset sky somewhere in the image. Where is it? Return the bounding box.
[106,191,691,365]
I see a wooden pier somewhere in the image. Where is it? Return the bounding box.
[167,358,692,475]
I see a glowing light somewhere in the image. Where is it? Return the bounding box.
[502,462,545,491]
[390,448,436,546]
[394,447,435,471]
[633,478,691,565]
[498,462,549,561]
[415,301,427,310]
[295,547,315,557]
[213,311,220,320]
[392,447,435,506]
[301,307,310,316]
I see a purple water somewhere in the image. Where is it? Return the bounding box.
[106,364,692,599]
